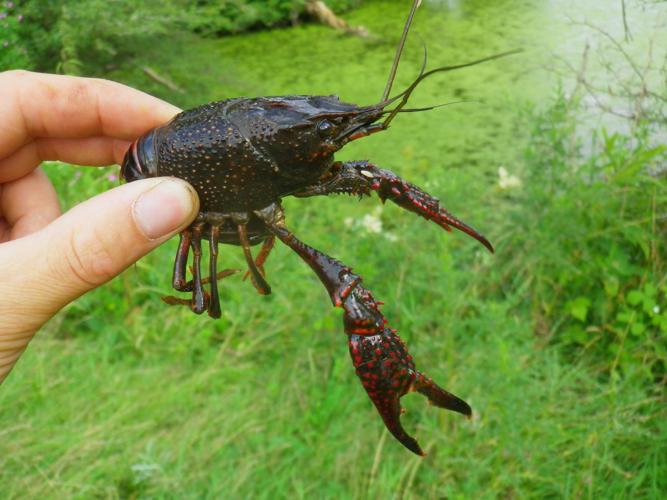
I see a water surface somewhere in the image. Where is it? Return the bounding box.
[135,0,663,197]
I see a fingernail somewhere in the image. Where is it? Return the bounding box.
[133,179,198,240]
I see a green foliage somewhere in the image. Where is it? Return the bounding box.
[184,0,306,35]
[6,0,361,73]
[0,1,30,69]
[11,0,186,74]
[498,91,667,383]
[183,0,360,37]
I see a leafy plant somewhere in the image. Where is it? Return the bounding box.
[8,0,362,74]
[498,91,667,383]
[184,0,360,37]
[8,0,188,73]
[0,1,30,69]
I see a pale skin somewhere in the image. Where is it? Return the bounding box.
[0,70,200,384]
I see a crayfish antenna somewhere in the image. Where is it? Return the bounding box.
[382,0,422,101]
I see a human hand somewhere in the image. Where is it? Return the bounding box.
[0,71,200,384]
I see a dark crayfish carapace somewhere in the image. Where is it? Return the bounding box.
[121,1,517,455]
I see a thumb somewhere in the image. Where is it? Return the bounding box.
[4,177,199,329]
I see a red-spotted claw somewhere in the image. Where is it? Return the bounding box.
[295,160,494,253]
[344,287,471,456]
[263,219,472,455]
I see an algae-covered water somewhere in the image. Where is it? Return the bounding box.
[118,0,663,212]
[136,0,543,176]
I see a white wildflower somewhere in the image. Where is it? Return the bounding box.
[361,213,382,233]
[498,166,522,190]
[653,305,660,314]
[384,232,398,242]
[131,462,161,483]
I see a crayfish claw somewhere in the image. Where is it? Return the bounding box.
[349,318,470,456]
[383,400,425,456]
[256,216,469,455]
[318,161,494,252]
[414,375,472,417]
[348,328,425,456]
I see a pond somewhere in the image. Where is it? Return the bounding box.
[135,0,663,198]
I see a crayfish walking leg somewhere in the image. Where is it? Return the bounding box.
[166,221,207,313]
[162,214,240,318]
[257,204,471,456]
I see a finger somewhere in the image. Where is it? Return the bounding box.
[0,70,180,163]
[0,137,131,182]
[0,177,199,333]
[0,168,61,241]
[0,219,8,242]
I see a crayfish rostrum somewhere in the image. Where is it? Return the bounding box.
[121,2,515,455]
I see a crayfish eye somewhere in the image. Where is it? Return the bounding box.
[317,120,334,137]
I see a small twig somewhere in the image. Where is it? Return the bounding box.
[557,13,666,126]
[142,66,184,93]
[621,0,633,42]
[304,0,370,38]
[585,90,638,120]
[571,41,590,100]
[573,19,646,84]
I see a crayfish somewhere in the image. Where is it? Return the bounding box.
[121,1,516,455]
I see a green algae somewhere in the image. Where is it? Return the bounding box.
[114,0,548,184]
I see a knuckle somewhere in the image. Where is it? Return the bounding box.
[0,70,31,104]
[63,228,119,288]
[57,79,94,116]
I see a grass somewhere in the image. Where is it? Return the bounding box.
[3,275,664,497]
[1,1,666,498]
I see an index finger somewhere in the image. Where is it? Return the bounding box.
[0,70,181,161]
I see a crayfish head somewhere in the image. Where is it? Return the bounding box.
[299,95,387,150]
[255,95,386,165]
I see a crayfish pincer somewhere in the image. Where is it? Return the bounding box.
[120,2,517,455]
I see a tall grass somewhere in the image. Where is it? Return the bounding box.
[495,93,667,385]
